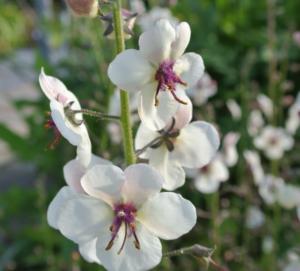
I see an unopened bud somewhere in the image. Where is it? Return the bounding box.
[65,0,99,18]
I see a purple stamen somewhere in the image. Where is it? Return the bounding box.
[155,60,187,106]
[105,203,140,254]
[44,114,62,149]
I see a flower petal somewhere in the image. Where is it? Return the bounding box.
[122,164,163,207]
[64,155,111,193]
[139,19,176,65]
[170,22,191,59]
[138,192,196,240]
[134,124,159,159]
[96,224,162,271]
[81,165,125,206]
[174,52,204,88]
[171,121,220,168]
[57,193,112,244]
[79,239,101,264]
[138,83,180,130]
[39,68,69,102]
[47,186,77,229]
[50,100,87,146]
[108,49,153,92]
[149,145,186,190]
[194,176,220,194]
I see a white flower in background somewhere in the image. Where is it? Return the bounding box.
[186,72,217,106]
[284,261,300,271]
[48,164,197,271]
[293,31,300,47]
[258,175,284,205]
[226,99,242,120]
[257,94,273,119]
[108,19,204,130]
[254,126,294,160]
[190,155,229,194]
[248,110,264,136]
[135,103,220,190]
[245,206,265,230]
[277,184,300,209]
[286,92,300,135]
[138,7,178,31]
[39,68,92,166]
[262,236,274,254]
[130,0,146,14]
[222,132,240,167]
[243,150,264,185]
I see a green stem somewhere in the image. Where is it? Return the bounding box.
[113,0,136,165]
[209,192,220,259]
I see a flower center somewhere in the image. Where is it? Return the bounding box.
[44,114,62,150]
[154,60,187,106]
[269,136,278,146]
[105,203,140,254]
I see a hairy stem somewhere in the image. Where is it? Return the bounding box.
[113,0,136,165]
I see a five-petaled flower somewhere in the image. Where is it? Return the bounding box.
[135,103,220,190]
[39,68,91,166]
[108,19,204,130]
[48,164,197,271]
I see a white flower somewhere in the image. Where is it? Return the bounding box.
[39,68,92,166]
[245,206,265,230]
[138,7,178,31]
[286,92,300,135]
[258,175,284,205]
[135,104,220,190]
[243,150,264,185]
[191,155,229,194]
[293,31,300,47]
[254,126,294,160]
[48,164,197,271]
[226,99,242,120]
[222,132,240,167]
[247,109,264,136]
[277,184,300,209]
[284,260,300,271]
[262,236,274,254]
[186,72,217,106]
[108,19,204,130]
[257,94,273,118]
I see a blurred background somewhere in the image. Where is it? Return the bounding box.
[0,0,300,270]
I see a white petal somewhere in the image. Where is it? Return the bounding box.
[63,155,111,193]
[171,121,220,168]
[138,83,181,130]
[57,194,112,244]
[81,165,125,206]
[76,131,92,167]
[134,124,159,159]
[210,158,229,181]
[47,187,77,229]
[96,224,162,271]
[108,49,154,92]
[79,239,101,264]
[138,192,196,240]
[50,100,84,146]
[170,22,191,59]
[149,146,186,190]
[194,176,220,194]
[39,68,69,102]
[174,52,204,88]
[139,19,176,65]
[122,164,163,207]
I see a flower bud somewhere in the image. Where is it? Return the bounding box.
[65,0,99,18]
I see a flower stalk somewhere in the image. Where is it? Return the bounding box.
[112,0,136,165]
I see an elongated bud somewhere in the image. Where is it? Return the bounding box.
[65,0,99,17]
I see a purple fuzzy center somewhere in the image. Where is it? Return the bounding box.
[154,60,187,106]
[105,202,140,254]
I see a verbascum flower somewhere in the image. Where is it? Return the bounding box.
[48,164,197,271]
[108,19,204,130]
[286,92,300,135]
[39,68,91,166]
[65,0,99,18]
[135,103,220,190]
[254,126,294,160]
